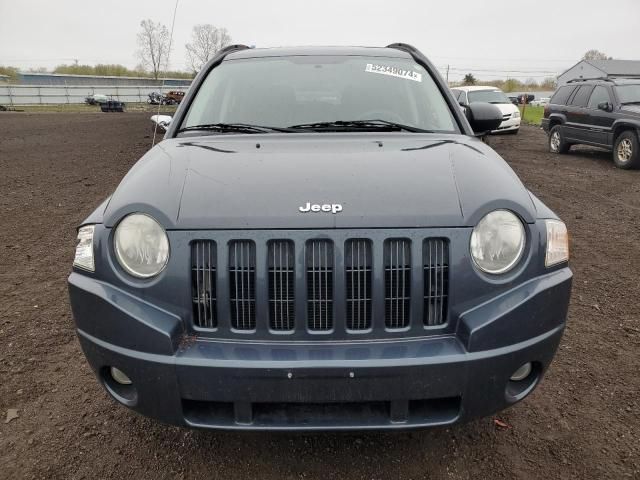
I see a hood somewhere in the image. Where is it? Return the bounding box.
[103,133,536,230]
[492,103,518,115]
[620,104,640,116]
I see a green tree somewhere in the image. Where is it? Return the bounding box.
[503,78,523,92]
[0,66,19,82]
[462,73,476,85]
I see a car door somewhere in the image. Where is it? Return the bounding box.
[586,85,615,147]
[565,85,594,143]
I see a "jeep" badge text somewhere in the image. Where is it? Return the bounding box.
[299,203,343,214]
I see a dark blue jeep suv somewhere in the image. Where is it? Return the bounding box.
[68,44,572,430]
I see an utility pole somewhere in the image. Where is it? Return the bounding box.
[446,64,450,84]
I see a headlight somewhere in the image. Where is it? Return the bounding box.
[114,213,169,278]
[545,219,569,267]
[470,210,525,274]
[73,225,95,271]
[513,110,521,118]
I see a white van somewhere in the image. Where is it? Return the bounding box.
[452,86,521,134]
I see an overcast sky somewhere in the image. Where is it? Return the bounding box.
[1,0,638,81]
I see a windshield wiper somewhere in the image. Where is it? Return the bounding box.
[288,119,431,133]
[621,101,640,105]
[177,123,297,134]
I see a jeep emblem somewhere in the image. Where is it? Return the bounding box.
[299,202,343,214]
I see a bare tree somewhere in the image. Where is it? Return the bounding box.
[540,77,557,90]
[185,24,231,73]
[136,19,171,80]
[583,49,612,61]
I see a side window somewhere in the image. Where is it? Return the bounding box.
[458,91,466,104]
[587,86,611,109]
[550,86,575,105]
[569,85,594,107]
[451,90,461,101]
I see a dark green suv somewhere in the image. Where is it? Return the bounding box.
[542,78,640,169]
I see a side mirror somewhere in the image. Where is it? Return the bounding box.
[466,103,503,136]
[597,101,612,112]
[150,114,172,133]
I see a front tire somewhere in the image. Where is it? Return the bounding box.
[613,131,640,169]
[549,125,570,154]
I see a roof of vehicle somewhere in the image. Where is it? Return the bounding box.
[567,77,640,86]
[451,85,504,92]
[225,46,413,60]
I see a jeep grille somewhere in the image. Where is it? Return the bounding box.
[190,234,450,337]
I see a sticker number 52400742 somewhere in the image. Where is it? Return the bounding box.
[364,63,423,82]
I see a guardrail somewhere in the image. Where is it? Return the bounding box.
[0,84,190,106]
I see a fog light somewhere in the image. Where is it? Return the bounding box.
[510,362,532,381]
[110,367,132,385]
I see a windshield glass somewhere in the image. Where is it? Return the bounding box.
[181,55,458,133]
[615,84,640,103]
[467,89,511,104]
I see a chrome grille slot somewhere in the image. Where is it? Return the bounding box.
[268,240,295,331]
[229,240,256,330]
[424,238,449,326]
[345,239,372,330]
[385,239,411,329]
[306,240,334,331]
[191,240,217,329]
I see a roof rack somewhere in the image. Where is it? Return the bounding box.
[386,42,420,55]
[567,77,613,83]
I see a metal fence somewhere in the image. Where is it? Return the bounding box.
[0,84,190,106]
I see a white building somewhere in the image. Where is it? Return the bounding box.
[557,59,640,86]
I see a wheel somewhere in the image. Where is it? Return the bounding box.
[549,125,570,154]
[613,130,640,169]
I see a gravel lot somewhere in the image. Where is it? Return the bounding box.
[0,113,638,479]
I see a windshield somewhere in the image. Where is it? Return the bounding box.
[181,55,458,133]
[615,84,640,104]
[467,89,511,104]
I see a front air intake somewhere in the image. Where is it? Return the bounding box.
[385,239,411,329]
[423,238,449,326]
[345,239,372,330]
[306,240,334,331]
[268,240,295,331]
[191,240,217,329]
[229,240,256,330]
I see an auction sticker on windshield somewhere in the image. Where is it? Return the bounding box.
[365,63,422,82]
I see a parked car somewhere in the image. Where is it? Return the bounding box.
[99,98,125,112]
[148,91,185,105]
[542,78,640,169]
[84,94,108,105]
[165,90,185,104]
[68,43,571,431]
[530,97,550,107]
[516,94,535,105]
[147,91,164,105]
[452,86,521,134]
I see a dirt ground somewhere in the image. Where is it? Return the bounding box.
[0,113,638,479]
